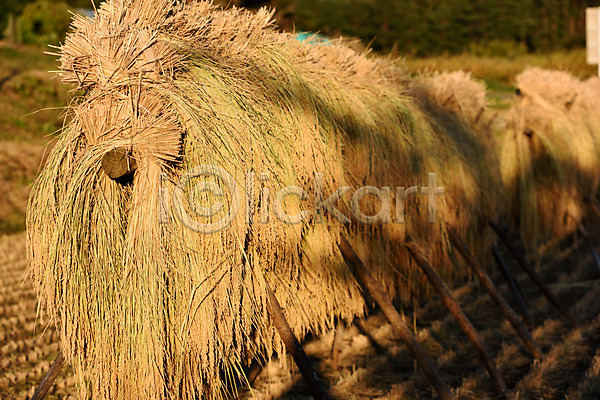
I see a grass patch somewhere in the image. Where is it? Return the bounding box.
[484,79,517,110]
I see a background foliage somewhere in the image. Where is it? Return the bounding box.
[241,0,600,55]
[19,1,72,45]
[3,0,600,53]
[275,0,600,55]
[1,0,90,44]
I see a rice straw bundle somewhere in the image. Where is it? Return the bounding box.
[500,68,600,249]
[410,71,488,126]
[27,1,501,398]
[409,71,506,245]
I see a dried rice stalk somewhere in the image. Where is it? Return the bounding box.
[27,1,502,398]
[409,71,506,256]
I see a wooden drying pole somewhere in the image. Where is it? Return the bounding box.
[31,351,66,400]
[446,224,543,360]
[331,321,345,370]
[589,202,600,221]
[243,361,264,387]
[591,247,600,273]
[489,222,577,327]
[492,244,534,328]
[266,284,331,400]
[338,234,456,400]
[101,148,137,181]
[405,238,506,394]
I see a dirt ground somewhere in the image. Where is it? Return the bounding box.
[1,227,600,399]
[0,234,75,399]
[242,231,600,400]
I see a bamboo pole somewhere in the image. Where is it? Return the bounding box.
[405,239,506,394]
[492,244,534,328]
[446,225,542,359]
[31,352,66,400]
[489,222,577,327]
[265,284,331,400]
[338,234,456,400]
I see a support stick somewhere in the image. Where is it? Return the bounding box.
[243,361,264,387]
[265,284,331,400]
[492,244,534,328]
[590,203,600,221]
[591,247,600,274]
[331,322,345,370]
[405,239,506,394]
[489,222,577,327]
[446,225,542,359]
[338,234,456,400]
[31,351,66,400]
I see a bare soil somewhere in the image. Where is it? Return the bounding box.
[0,234,75,399]
[242,232,600,400]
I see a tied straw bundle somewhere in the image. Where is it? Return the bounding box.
[500,68,600,250]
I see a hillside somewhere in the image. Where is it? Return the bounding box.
[0,42,70,233]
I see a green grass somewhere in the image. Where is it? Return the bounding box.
[0,44,61,72]
[402,48,595,86]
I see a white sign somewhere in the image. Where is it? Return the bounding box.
[587,7,599,69]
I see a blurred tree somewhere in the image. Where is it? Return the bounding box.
[19,0,72,45]
[1,0,101,41]
[3,0,600,53]
[251,0,600,55]
[3,13,23,43]
[0,0,34,39]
